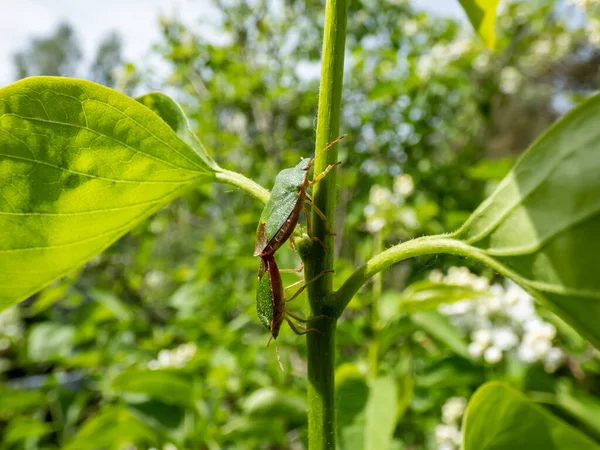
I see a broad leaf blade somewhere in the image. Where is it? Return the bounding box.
[364,376,398,450]
[457,0,500,49]
[0,77,213,309]
[136,92,219,170]
[454,92,600,348]
[463,382,600,450]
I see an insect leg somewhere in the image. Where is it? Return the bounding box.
[305,198,336,236]
[303,207,327,250]
[286,310,334,323]
[275,344,284,372]
[285,269,334,303]
[309,161,342,186]
[279,260,304,273]
[285,316,320,336]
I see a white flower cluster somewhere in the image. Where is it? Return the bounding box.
[364,174,416,234]
[435,397,467,450]
[0,307,22,351]
[148,343,197,370]
[433,267,564,372]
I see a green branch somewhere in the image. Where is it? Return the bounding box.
[215,169,270,204]
[326,234,530,317]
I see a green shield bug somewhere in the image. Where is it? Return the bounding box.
[256,254,333,370]
[254,135,346,277]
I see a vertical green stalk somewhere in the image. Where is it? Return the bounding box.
[306,0,348,447]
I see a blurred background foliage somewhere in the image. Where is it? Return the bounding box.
[1,0,600,448]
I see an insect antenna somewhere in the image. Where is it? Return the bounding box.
[309,134,347,170]
[275,344,284,372]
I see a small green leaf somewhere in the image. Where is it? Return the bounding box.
[463,382,600,450]
[454,92,600,348]
[457,0,500,49]
[3,416,52,446]
[111,369,195,407]
[0,387,45,418]
[411,311,470,358]
[243,387,307,425]
[556,380,600,438]
[365,377,398,450]
[0,77,214,309]
[64,405,156,450]
[135,92,219,170]
[399,280,487,313]
[28,322,75,362]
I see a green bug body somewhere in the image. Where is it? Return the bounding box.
[256,254,293,340]
[254,159,310,260]
[256,254,331,342]
[254,135,345,270]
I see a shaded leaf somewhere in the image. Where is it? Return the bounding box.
[454,92,600,349]
[336,364,369,450]
[0,77,213,309]
[556,380,600,438]
[398,280,487,313]
[463,382,600,450]
[411,311,470,358]
[457,0,500,48]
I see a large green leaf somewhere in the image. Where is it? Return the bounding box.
[0,77,214,309]
[454,93,600,349]
[463,382,600,450]
[457,0,500,49]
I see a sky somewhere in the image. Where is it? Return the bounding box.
[0,0,462,86]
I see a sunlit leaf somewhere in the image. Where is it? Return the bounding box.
[28,322,75,362]
[0,77,214,309]
[463,382,600,450]
[3,416,52,446]
[136,92,219,170]
[454,92,600,349]
[365,376,397,450]
[111,369,195,407]
[64,405,156,450]
[457,0,500,49]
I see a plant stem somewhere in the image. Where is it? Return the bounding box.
[306,0,348,446]
[214,169,270,204]
[326,234,534,317]
[367,231,384,377]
